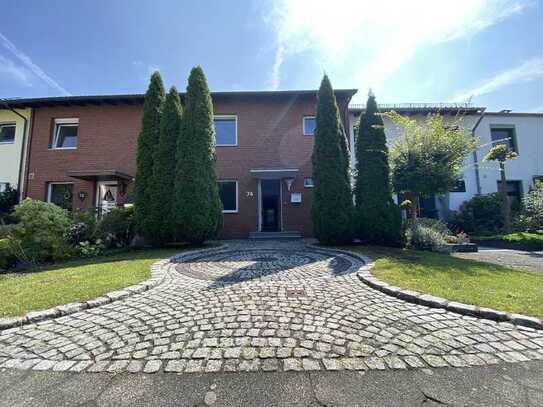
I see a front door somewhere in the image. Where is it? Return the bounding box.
[96,181,118,216]
[260,179,281,232]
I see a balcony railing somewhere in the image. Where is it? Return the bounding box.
[349,102,476,110]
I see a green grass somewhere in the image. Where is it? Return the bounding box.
[0,247,190,318]
[474,232,543,251]
[340,245,543,319]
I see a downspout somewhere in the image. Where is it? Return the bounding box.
[471,107,486,195]
[0,99,29,200]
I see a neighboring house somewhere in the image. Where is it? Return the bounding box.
[0,105,31,198]
[9,89,356,238]
[349,104,543,219]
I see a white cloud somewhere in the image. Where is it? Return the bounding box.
[0,31,70,96]
[0,55,32,87]
[266,0,530,93]
[451,57,543,102]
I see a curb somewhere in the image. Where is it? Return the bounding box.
[0,244,227,331]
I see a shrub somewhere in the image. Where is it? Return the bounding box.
[0,185,19,223]
[452,193,504,235]
[516,182,543,232]
[66,209,98,245]
[10,199,73,264]
[97,206,135,248]
[0,238,17,270]
[77,240,105,257]
[405,218,449,251]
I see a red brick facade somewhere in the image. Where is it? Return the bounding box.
[24,91,354,239]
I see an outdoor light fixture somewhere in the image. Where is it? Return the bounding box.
[78,191,87,202]
[284,178,295,191]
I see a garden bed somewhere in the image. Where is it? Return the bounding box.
[473,232,543,251]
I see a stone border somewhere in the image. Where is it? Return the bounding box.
[330,246,543,331]
[0,244,227,331]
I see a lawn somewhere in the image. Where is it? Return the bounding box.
[341,245,543,319]
[473,232,543,251]
[0,247,188,318]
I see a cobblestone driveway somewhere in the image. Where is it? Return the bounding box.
[1,241,542,374]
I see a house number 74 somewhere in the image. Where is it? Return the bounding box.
[246,191,254,197]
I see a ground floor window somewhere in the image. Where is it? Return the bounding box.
[497,180,523,209]
[218,180,238,213]
[47,182,73,210]
[0,182,10,193]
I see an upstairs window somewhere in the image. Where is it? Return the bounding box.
[214,116,237,146]
[304,178,314,188]
[0,124,16,144]
[47,182,73,210]
[218,180,238,213]
[303,116,316,136]
[52,118,79,149]
[490,127,516,153]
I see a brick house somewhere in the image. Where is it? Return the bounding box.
[10,89,356,239]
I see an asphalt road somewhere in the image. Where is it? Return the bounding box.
[1,360,542,407]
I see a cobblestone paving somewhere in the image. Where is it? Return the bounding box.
[1,240,542,375]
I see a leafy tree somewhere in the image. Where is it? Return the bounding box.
[134,72,165,241]
[148,87,183,245]
[174,66,222,244]
[385,112,478,219]
[311,75,353,244]
[354,92,402,245]
[483,144,518,233]
[517,180,543,232]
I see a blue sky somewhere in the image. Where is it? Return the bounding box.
[1,0,542,112]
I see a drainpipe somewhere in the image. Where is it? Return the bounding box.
[471,107,486,195]
[0,99,29,201]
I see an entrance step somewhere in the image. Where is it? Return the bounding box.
[248,231,302,240]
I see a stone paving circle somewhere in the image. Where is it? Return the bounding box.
[1,240,542,375]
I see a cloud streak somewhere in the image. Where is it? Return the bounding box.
[0,55,32,87]
[0,31,70,96]
[266,0,530,93]
[451,57,543,102]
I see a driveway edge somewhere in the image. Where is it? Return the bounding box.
[0,244,227,331]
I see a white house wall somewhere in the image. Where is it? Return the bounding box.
[0,108,31,193]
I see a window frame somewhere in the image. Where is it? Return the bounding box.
[46,182,74,210]
[213,115,238,147]
[303,177,314,188]
[490,125,518,154]
[218,180,239,213]
[0,182,10,193]
[51,118,79,150]
[303,116,316,136]
[0,123,16,144]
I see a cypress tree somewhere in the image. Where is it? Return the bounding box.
[354,92,402,245]
[148,87,183,245]
[134,72,165,241]
[174,66,222,244]
[311,75,353,244]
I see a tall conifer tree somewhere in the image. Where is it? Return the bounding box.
[311,75,353,244]
[174,66,222,244]
[134,72,165,240]
[354,92,402,245]
[148,87,182,245]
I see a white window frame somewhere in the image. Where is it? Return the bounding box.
[214,115,238,147]
[47,182,74,208]
[304,177,314,188]
[51,118,79,150]
[303,116,316,136]
[0,123,16,144]
[218,180,238,213]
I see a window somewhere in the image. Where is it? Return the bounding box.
[47,183,73,210]
[303,116,316,136]
[497,180,522,208]
[0,124,16,144]
[0,183,9,193]
[52,119,79,149]
[218,180,238,213]
[214,116,237,146]
[490,127,516,153]
[450,180,466,193]
[304,178,314,188]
